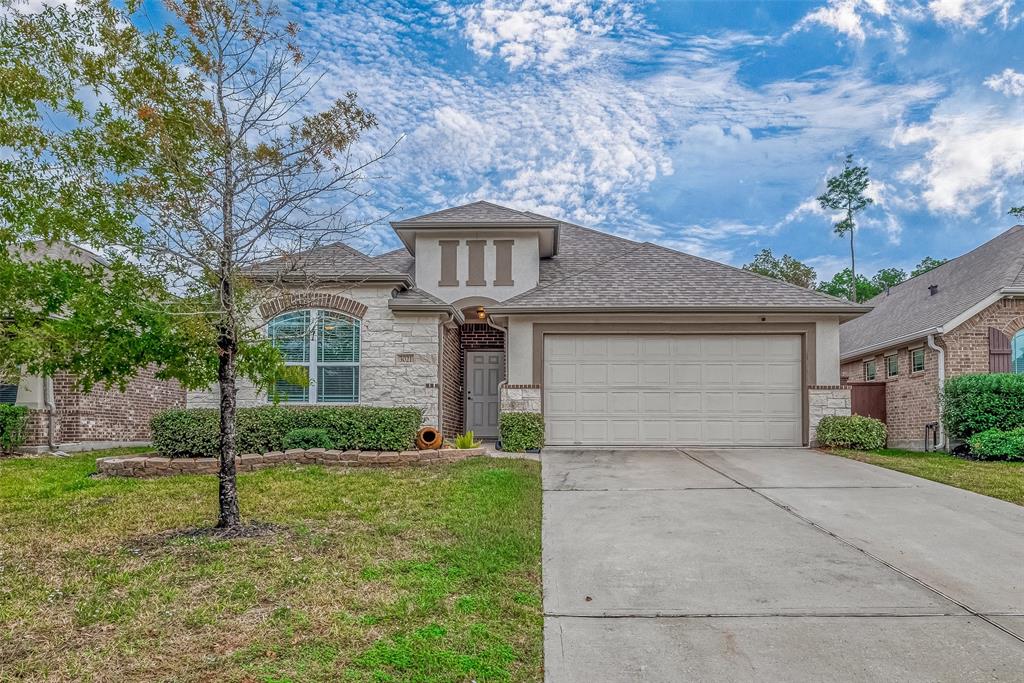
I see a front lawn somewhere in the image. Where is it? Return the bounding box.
[830,448,1024,506]
[0,449,542,682]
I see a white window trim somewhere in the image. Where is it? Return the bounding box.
[864,359,877,381]
[885,353,899,378]
[910,347,925,373]
[267,309,361,404]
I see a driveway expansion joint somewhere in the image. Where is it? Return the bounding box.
[677,448,1024,646]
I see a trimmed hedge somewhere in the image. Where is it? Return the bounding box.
[499,412,544,452]
[943,373,1024,441]
[967,428,1024,461]
[282,428,333,450]
[151,406,423,458]
[0,404,29,452]
[815,414,887,450]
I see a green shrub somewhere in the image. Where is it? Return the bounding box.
[815,414,887,450]
[282,428,333,450]
[151,406,422,458]
[943,373,1024,441]
[499,412,544,452]
[967,428,1024,461]
[451,431,481,449]
[0,405,29,452]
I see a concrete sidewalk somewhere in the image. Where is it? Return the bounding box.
[543,448,1024,682]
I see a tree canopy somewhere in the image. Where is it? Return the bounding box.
[817,153,873,301]
[742,248,817,288]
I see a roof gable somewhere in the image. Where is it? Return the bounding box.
[840,225,1024,358]
[392,200,554,226]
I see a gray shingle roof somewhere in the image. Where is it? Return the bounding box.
[495,241,866,312]
[840,225,1024,359]
[247,242,409,282]
[530,217,639,285]
[371,248,415,277]
[390,287,448,306]
[392,200,553,226]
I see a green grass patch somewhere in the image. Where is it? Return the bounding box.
[829,448,1024,506]
[0,449,542,682]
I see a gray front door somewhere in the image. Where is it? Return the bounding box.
[465,351,504,439]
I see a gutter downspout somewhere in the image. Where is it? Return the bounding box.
[927,334,945,450]
[44,374,56,451]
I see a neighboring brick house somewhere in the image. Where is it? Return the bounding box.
[840,225,1024,450]
[190,201,867,447]
[8,242,185,452]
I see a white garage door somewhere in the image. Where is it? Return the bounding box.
[544,334,803,446]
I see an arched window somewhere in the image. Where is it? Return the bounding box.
[1013,329,1024,374]
[267,309,360,403]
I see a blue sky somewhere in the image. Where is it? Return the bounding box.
[178,0,1024,278]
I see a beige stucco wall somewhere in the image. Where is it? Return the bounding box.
[415,232,539,303]
[187,284,443,426]
[501,313,842,387]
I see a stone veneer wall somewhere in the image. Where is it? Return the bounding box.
[97,446,486,477]
[23,366,185,450]
[808,385,851,446]
[187,285,443,426]
[500,385,542,414]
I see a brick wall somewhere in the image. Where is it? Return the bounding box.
[941,297,1024,375]
[23,366,185,449]
[460,322,505,351]
[841,297,1024,449]
[440,324,463,438]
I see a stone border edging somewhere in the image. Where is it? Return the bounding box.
[97,447,487,478]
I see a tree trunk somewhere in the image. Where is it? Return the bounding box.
[216,326,241,529]
[848,214,857,303]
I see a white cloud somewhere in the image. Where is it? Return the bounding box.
[892,107,1024,215]
[793,0,887,42]
[927,0,1017,27]
[984,68,1024,96]
[793,0,1019,42]
[445,0,645,71]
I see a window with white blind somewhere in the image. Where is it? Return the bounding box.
[1013,330,1024,374]
[267,309,360,403]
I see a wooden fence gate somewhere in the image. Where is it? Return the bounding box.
[849,381,886,423]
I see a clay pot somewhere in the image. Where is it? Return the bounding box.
[416,426,443,450]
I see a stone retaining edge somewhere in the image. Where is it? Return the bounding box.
[96,447,487,478]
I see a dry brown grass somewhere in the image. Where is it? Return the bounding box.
[0,450,542,682]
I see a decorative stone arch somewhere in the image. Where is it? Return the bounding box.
[260,292,368,321]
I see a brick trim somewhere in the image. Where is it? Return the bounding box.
[260,292,368,320]
[504,384,541,389]
[808,384,850,390]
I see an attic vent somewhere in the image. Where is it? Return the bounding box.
[928,284,939,296]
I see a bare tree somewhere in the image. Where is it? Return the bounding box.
[142,0,391,529]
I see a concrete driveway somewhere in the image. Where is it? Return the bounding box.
[543,448,1024,682]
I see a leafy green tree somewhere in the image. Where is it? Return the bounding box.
[817,154,874,301]
[742,248,817,288]
[871,267,906,292]
[1,0,386,529]
[911,256,947,278]
[818,267,906,301]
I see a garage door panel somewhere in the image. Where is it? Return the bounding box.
[639,364,672,384]
[671,364,702,384]
[607,364,638,385]
[544,333,803,446]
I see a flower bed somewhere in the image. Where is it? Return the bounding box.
[97,447,486,478]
